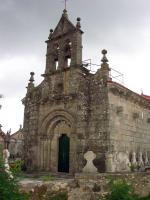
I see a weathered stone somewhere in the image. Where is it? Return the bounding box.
[22,9,150,174]
[19,173,150,199]
[82,151,98,173]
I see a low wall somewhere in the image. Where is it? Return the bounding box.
[19,173,150,200]
[73,173,150,199]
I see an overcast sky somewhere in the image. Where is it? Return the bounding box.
[0,0,150,133]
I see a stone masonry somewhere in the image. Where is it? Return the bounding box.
[23,9,150,173]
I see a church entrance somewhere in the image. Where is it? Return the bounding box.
[58,134,70,173]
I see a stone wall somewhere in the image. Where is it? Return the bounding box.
[23,9,150,174]
[108,81,150,155]
[19,173,150,200]
[23,66,92,173]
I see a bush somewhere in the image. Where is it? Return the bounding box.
[105,180,134,200]
[0,146,30,200]
[104,179,150,200]
[10,159,24,176]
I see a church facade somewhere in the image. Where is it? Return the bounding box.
[23,10,150,173]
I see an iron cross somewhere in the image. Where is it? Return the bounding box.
[62,0,68,10]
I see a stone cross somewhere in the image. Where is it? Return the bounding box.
[82,151,98,173]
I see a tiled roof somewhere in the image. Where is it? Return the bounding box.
[142,95,150,101]
[107,80,150,102]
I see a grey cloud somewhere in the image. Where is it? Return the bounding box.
[1,0,150,132]
[0,0,150,58]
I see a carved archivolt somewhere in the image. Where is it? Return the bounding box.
[39,109,75,139]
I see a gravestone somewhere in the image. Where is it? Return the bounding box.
[138,152,144,167]
[131,152,137,166]
[144,152,149,165]
[82,151,98,173]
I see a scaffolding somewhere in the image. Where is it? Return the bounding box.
[82,59,124,85]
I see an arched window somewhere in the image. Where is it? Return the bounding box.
[65,56,71,68]
[53,43,59,70]
[64,39,72,53]
[64,39,72,68]
[55,58,59,70]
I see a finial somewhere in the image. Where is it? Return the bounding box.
[0,124,2,131]
[48,29,53,39]
[62,9,68,18]
[7,129,11,135]
[19,124,22,130]
[101,49,108,63]
[29,72,35,83]
[76,17,81,29]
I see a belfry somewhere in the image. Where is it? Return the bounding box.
[23,10,150,173]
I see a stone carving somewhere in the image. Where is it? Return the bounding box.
[137,152,144,167]
[105,153,116,172]
[144,152,149,166]
[131,152,137,167]
[82,151,98,173]
[3,149,13,179]
[106,151,131,172]
[116,151,131,172]
[41,81,49,101]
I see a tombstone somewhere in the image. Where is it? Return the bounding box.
[3,148,10,163]
[3,149,13,179]
[82,151,98,173]
[131,152,137,166]
[144,152,149,166]
[106,153,116,172]
[137,152,144,167]
[115,151,131,172]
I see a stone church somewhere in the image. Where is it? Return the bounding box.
[23,10,150,173]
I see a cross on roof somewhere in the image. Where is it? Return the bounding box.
[62,0,68,10]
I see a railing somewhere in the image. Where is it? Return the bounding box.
[82,59,124,84]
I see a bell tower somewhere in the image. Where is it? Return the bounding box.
[45,9,83,74]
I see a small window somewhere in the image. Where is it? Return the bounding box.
[65,56,71,68]
[67,58,71,67]
[55,59,59,70]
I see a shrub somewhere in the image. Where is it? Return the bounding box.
[0,146,30,200]
[105,179,135,200]
[10,159,24,177]
[104,179,150,200]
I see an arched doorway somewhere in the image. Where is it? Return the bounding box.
[58,134,70,173]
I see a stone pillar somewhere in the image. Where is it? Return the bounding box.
[106,153,115,172]
[131,152,137,169]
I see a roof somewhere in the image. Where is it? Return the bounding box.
[50,10,83,40]
[142,94,150,101]
[108,80,150,103]
[10,128,24,139]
